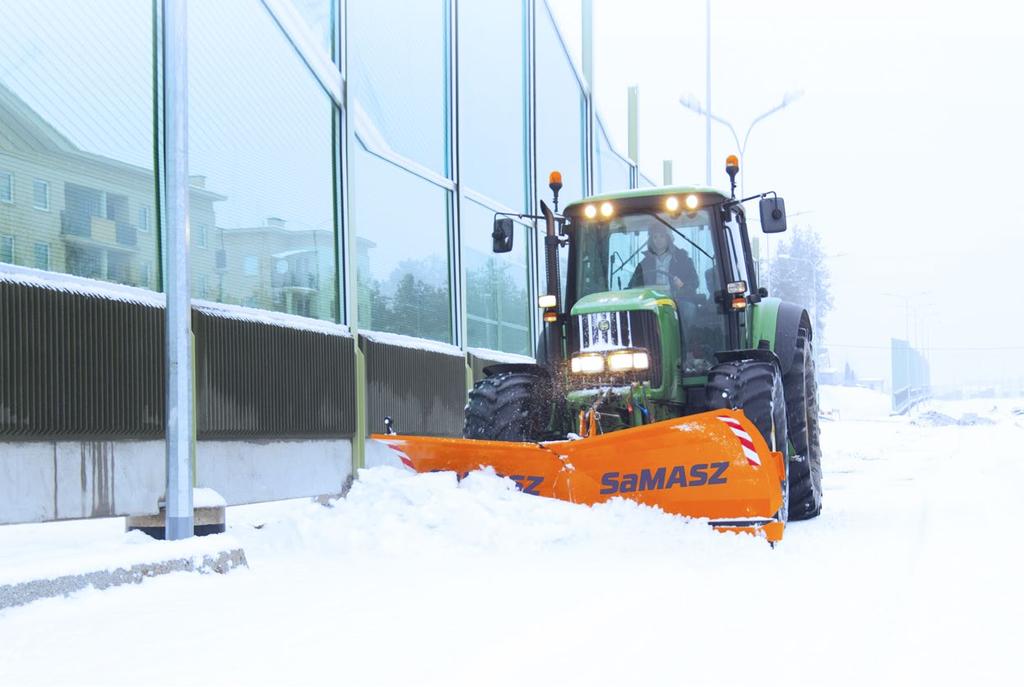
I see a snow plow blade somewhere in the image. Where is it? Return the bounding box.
[371,409,787,542]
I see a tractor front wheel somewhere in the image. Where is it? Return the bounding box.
[463,371,551,442]
[706,360,790,523]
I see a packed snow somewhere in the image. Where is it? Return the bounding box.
[1,387,1022,685]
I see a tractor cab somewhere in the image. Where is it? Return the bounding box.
[563,188,739,379]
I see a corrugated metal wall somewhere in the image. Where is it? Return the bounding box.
[0,280,357,440]
[0,281,165,439]
[362,337,467,437]
[193,311,356,439]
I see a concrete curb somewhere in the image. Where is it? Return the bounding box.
[0,547,248,611]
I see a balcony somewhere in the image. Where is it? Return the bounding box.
[272,271,319,290]
[61,212,137,249]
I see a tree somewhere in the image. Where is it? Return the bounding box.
[767,226,834,343]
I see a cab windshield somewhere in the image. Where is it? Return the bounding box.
[571,207,725,375]
[574,209,717,302]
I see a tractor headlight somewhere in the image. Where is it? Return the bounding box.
[607,350,650,372]
[570,354,605,374]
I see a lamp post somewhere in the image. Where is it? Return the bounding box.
[678,90,804,199]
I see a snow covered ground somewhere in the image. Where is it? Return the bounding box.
[2,387,1023,686]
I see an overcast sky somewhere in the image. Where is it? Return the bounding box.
[549,0,1024,388]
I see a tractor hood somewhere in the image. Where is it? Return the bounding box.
[570,287,674,316]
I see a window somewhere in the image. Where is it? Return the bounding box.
[349,0,449,174]
[286,0,335,58]
[0,1,157,288]
[33,242,50,270]
[138,206,150,232]
[140,261,153,287]
[189,0,338,321]
[33,179,50,210]
[194,223,207,248]
[463,199,531,356]
[574,209,715,300]
[595,123,632,194]
[535,8,586,205]
[573,208,725,374]
[0,172,12,203]
[1,235,13,263]
[352,143,452,343]
[458,0,526,210]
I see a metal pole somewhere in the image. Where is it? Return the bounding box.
[663,159,673,185]
[163,0,194,540]
[704,0,711,185]
[627,85,639,164]
[582,0,593,88]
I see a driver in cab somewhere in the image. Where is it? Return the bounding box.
[628,225,699,305]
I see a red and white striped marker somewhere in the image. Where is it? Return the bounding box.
[716,415,762,467]
[381,440,416,470]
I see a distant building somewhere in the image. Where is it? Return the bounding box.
[0,83,224,290]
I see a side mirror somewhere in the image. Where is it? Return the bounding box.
[492,217,514,253]
[759,196,787,234]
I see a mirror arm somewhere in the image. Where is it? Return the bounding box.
[724,191,776,209]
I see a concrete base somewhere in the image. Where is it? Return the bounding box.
[0,547,247,611]
[126,503,226,540]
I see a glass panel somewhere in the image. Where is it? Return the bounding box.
[639,173,657,188]
[286,0,334,58]
[189,0,338,321]
[536,9,585,207]
[463,199,531,356]
[0,0,157,287]
[349,0,448,175]
[595,124,632,193]
[352,143,452,343]
[458,0,526,210]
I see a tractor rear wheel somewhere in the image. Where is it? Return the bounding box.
[706,360,790,523]
[463,371,551,441]
[783,333,823,520]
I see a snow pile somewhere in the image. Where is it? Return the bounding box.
[4,396,1024,685]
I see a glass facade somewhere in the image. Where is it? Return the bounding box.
[0,0,157,288]
[0,1,644,357]
[189,0,338,320]
[463,199,531,355]
[458,0,527,211]
[352,143,452,343]
[595,122,633,193]
[349,0,449,175]
[535,5,587,205]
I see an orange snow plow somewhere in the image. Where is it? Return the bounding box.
[371,408,787,542]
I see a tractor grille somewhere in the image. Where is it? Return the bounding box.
[569,310,662,388]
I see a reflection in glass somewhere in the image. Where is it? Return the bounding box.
[463,199,531,355]
[0,0,157,289]
[352,144,452,343]
[535,8,586,208]
[286,0,335,58]
[459,0,526,210]
[189,0,337,321]
[349,0,449,175]
[595,124,632,193]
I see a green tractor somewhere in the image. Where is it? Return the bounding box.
[467,162,822,520]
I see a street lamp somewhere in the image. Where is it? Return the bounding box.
[678,89,804,199]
